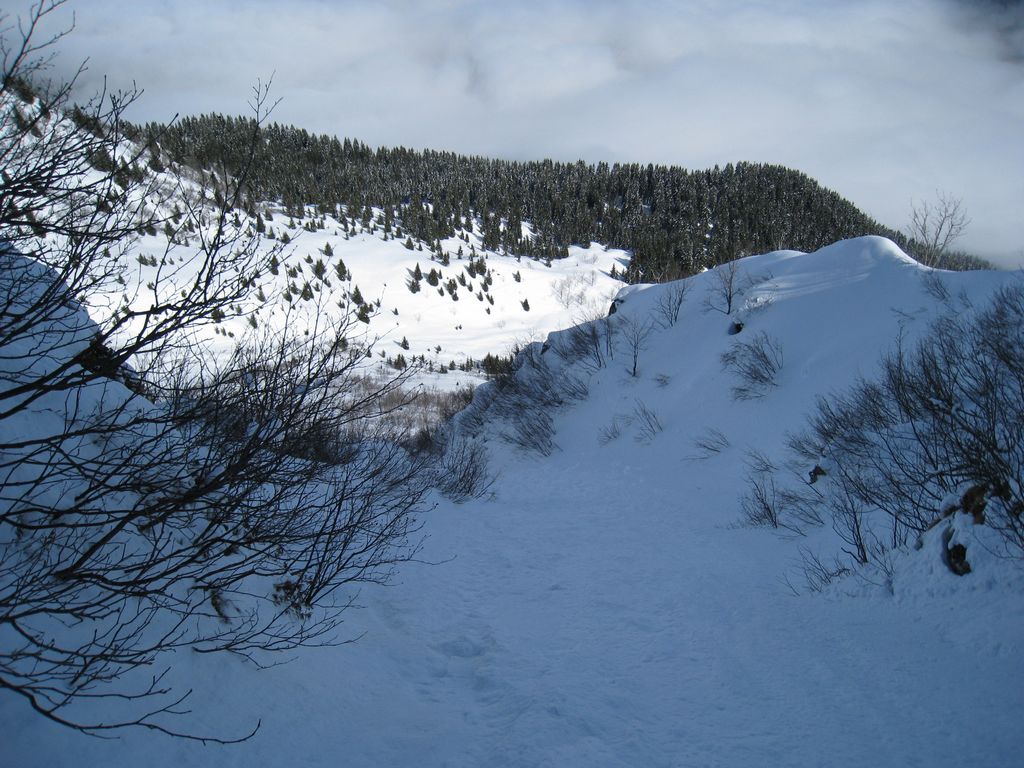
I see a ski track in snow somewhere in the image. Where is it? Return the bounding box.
[4,237,1023,766]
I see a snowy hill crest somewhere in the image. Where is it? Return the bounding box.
[454,236,1024,597]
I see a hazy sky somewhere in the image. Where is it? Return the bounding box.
[22,0,1024,266]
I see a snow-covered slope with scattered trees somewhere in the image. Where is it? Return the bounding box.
[5,236,1022,767]
[6,75,630,392]
[129,208,629,380]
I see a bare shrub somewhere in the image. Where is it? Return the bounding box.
[720,332,784,399]
[397,383,478,450]
[551,273,594,309]
[796,547,852,593]
[776,484,825,529]
[921,270,951,303]
[632,400,663,444]
[827,480,872,565]
[475,346,561,455]
[436,385,476,423]
[690,427,730,458]
[0,292,433,739]
[453,341,581,457]
[555,318,613,373]
[558,372,589,401]
[0,7,429,740]
[434,436,495,502]
[745,449,776,475]
[598,413,633,445]
[451,384,494,438]
[503,407,555,455]
[738,452,805,535]
[790,283,1024,568]
[740,472,784,529]
[653,281,691,328]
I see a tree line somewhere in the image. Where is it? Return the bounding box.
[136,114,950,279]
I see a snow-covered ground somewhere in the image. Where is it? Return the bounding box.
[5,236,1022,766]
[126,208,629,386]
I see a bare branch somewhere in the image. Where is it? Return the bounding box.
[907,191,971,268]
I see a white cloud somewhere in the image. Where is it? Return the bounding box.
[22,0,1024,266]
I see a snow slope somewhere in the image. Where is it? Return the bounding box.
[8,89,628,391]
[3,237,1022,766]
[126,207,628,388]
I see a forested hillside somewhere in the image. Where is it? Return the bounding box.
[137,114,932,280]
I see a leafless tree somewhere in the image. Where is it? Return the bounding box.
[703,260,745,315]
[0,3,431,741]
[907,191,971,268]
[621,316,652,377]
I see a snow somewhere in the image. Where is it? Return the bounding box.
[125,212,628,390]
[3,237,1023,766]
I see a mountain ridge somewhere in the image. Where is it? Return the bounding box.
[136,112,996,280]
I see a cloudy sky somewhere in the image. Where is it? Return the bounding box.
[25,0,1024,266]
